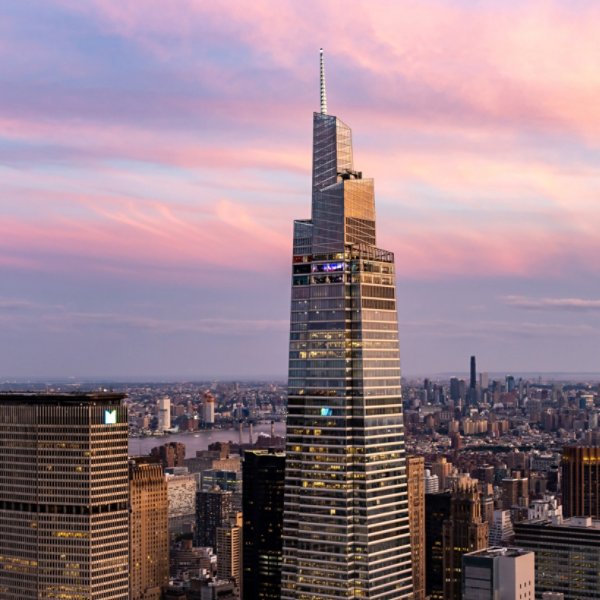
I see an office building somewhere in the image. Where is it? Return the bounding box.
[515,516,600,599]
[281,49,412,599]
[462,547,535,600]
[442,479,489,600]
[129,457,169,600]
[425,491,452,600]
[561,445,600,518]
[0,392,129,599]
[407,456,425,600]
[243,449,285,600]
[216,512,243,594]
[197,487,233,549]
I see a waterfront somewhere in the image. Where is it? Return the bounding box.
[128,420,286,456]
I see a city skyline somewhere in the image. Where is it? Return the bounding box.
[2,1,600,379]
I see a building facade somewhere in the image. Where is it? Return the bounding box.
[425,491,452,599]
[0,392,129,599]
[442,479,489,600]
[462,547,535,600]
[515,516,600,599]
[281,50,412,599]
[196,488,233,549]
[561,445,600,518]
[242,449,285,600]
[216,512,243,596]
[407,456,425,600]
[129,457,169,600]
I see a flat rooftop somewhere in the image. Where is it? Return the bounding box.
[0,392,126,405]
[466,547,532,559]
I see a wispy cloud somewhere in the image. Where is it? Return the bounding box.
[504,296,600,311]
[0,303,287,336]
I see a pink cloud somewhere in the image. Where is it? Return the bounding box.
[4,1,600,283]
[0,188,293,282]
[53,0,600,137]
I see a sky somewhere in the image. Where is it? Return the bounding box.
[2,0,600,379]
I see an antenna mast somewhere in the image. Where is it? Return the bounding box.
[320,48,328,115]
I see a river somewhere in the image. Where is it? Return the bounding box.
[128,421,286,457]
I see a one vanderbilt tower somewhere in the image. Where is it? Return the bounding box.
[282,50,412,599]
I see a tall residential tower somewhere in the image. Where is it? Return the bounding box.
[281,49,412,600]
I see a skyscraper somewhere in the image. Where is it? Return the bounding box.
[442,479,489,600]
[129,457,169,600]
[561,445,600,518]
[281,49,412,599]
[467,355,478,406]
[469,355,477,390]
[196,487,233,548]
[216,512,243,595]
[407,456,426,600]
[425,491,452,600]
[0,392,130,599]
[242,449,285,600]
[157,396,171,432]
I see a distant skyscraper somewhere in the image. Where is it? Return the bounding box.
[442,479,489,600]
[407,456,426,600]
[158,396,171,432]
[480,371,489,391]
[0,392,129,599]
[129,457,169,600]
[462,547,535,600]
[202,391,216,428]
[470,355,477,389]
[561,445,600,518]
[468,355,478,406]
[281,49,412,599]
[450,377,460,402]
[242,449,285,600]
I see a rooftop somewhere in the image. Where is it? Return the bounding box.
[0,392,126,406]
[466,546,533,559]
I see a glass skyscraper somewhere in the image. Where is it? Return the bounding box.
[281,50,412,600]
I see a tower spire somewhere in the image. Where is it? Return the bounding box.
[319,48,327,115]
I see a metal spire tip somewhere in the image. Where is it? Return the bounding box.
[319,48,328,115]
